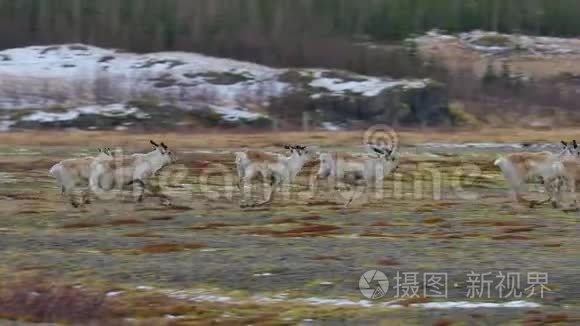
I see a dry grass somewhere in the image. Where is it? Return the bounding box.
[491,234,531,241]
[62,222,101,229]
[109,219,145,226]
[123,231,163,238]
[150,216,174,221]
[187,222,236,230]
[243,223,342,238]
[3,129,580,149]
[301,215,322,221]
[0,275,110,324]
[139,242,207,254]
[0,275,292,324]
[423,216,445,224]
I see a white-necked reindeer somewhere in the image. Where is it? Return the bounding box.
[49,148,115,207]
[537,140,580,208]
[235,145,314,207]
[313,144,399,207]
[89,140,177,204]
[494,140,578,207]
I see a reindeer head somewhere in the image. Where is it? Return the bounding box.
[97,148,114,158]
[560,140,579,157]
[369,144,399,164]
[285,145,314,158]
[150,140,177,164]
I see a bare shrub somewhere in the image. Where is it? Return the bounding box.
[0,276,110,323]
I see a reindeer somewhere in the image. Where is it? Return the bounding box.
[234,145,314,207]
[313,145,399,207]
[494,140,578,207]
[89,141,177,204]
[49,148,115,207]
[536,140,580,209]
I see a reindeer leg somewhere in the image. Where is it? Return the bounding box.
[62,183,80,208]
[81,188,92,205]
[530,176,558,208]
[236,166,244,191]
[240,175,253,208]
[344,182,366,208]
[510,182,533,207]
[144,182,172,206]
[555,176,576,210]
[310,175,319,199]
[131,179,146,202]
[67,189,79,208]
[256,174,281,207]
[69,194,80,208]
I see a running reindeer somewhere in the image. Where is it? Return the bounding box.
[89,140,177,205]
[494,140,579,208]
[235,145,314,207]
[50,148,115,207]
[313,144,399,207]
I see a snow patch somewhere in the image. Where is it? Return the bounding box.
[321,122,342,131]
[21,104,148,123]
[307,70,427,97]
[155,286,541,310]
[76,103,149,118]
[210,105,268,122]
[414,300,541,309]
[22,110,80,123]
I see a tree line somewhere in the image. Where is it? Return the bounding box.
[1,0,580,65]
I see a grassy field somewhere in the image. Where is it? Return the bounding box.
[0,130,579,325]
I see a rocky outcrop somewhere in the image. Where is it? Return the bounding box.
[0,44,449,130]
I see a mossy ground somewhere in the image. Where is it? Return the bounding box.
[0,131,578,324]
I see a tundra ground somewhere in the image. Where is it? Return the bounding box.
[0,131,578,325]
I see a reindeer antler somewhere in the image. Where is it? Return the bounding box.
[372,147,385,155]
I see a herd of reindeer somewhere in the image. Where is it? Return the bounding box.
[48,139,580,210]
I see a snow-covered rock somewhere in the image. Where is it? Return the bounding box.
[413,29,580,57]
[209,105,267,122]
[20,104,148,123]
[0,44,448,130]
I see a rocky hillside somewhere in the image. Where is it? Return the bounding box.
[0,44,449,131]
[413,30,580,80]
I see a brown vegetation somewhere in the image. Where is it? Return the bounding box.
[4,128,580,149]
[139,242,207,254]
[62,222,101,229]
[244,224,342,238]
[187,222,236,230]
[0,276,109,324]
[109,219,145,226]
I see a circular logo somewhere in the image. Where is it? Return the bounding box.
[363,125,399,151]
[359,270,389,299]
